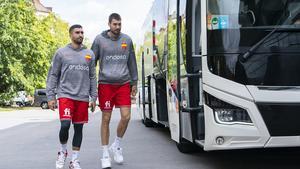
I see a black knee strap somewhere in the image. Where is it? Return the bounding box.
[59,120,71,143]
[72,124,83,148]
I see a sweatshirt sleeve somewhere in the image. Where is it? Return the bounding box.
[46,51,62,101]
[91,37,100,66]
[127,40,138,85]
[89,52,98,102]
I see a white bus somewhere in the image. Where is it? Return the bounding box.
[137,0,300,152]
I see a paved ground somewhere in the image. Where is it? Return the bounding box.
[0,107,58,130]
[0,106,300,169]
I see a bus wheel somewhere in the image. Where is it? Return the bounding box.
[176,138,201,153]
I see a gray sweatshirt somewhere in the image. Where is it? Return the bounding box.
[46,44,97,102]
[91,30,138,85]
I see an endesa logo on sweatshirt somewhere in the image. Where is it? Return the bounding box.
[105,55,127,60]
[68,64,89,71]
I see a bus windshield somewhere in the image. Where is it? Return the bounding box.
[207,0,300,86]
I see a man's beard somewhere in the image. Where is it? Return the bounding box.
[111,29,121,36]
[74,37,83,45]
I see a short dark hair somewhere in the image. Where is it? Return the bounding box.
[69,24,82,33]
[109,13,121,23]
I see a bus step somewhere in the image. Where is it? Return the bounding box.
[158,120,169,127]
[194,139,205,147]
[181,106,203,113]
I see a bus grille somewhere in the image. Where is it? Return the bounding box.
[257,104,300,136]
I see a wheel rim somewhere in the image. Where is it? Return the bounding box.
[41,103,47,109]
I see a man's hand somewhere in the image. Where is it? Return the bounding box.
[131,85,137,97]
[48,100,56,111]
[89,101,96,112]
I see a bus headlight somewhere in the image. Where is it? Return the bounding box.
[214,108,252,124]
[205,93,253,125]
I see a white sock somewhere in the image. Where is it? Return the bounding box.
[102,145,109,158]
[113,136,122,148]
[60,143,67,153]
[72,150,79,161]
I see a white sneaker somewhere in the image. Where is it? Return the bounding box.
[69,159,81,169]
[109,145,124,164]
[101,157,111,168]
[56,151,68,169]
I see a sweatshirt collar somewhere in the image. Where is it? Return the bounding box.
[101,30,122,41]
[67,43,86,51]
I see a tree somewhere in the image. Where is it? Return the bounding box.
[0,0,69,104]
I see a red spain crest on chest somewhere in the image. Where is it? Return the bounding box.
[85,55,92,62]
[121,41,127,50]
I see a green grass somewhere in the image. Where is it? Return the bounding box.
[0,107,35,112]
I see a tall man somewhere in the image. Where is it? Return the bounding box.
[47,24,97,169]
[91,13,138,168]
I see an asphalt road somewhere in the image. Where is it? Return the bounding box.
[0,106,300,169]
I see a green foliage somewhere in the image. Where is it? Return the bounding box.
[0,0,69,103]
[167,19,177,82]
[136,44,142,81]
